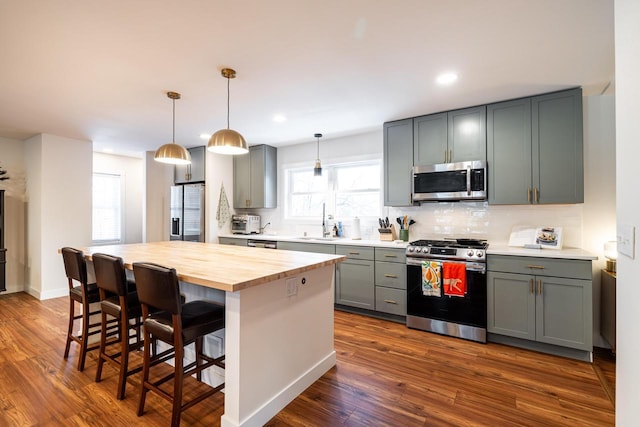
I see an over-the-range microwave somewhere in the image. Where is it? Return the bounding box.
[412,160,487,202]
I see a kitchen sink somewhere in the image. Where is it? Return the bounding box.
[298,236,337,241]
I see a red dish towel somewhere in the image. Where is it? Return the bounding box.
[443,262,466,297]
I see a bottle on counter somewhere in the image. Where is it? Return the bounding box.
[332,224,338,238]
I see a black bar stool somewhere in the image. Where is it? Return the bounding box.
[61,247,116,371]
[132,262,225,427]
[93,253,145,400]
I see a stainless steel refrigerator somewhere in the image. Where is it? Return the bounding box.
[170,183,205,242]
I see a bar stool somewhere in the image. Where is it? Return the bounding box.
[132,262,225,427]
[93,253,144,400]
[61,247,116,371]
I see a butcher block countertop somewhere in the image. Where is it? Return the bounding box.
[81,241,346,292]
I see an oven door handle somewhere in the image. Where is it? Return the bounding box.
[406,258,486,273]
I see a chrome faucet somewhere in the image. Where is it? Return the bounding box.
[322,203,330,238]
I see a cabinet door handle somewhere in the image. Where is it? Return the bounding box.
[526,265,545,269]
[527,188,532,203]
[449,149,452,163]
[384,299,398,305]
[537,279,542,295]
[384,274,398,278]
[444,149,447,163]
[534,187,539,203]
[348,251,360,255]
[530,278,534,294]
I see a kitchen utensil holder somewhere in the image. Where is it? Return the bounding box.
[399,229,409,242]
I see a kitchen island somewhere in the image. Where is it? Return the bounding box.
[80,241,345,427]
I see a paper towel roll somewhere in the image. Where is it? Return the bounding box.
[352,216,361,240]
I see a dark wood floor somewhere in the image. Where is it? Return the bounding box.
[0,292,615,426]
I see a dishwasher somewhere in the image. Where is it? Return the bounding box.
[247,239,278,249]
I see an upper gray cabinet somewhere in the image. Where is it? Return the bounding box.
[383,119,413,207]
[174,146,206,184]
[233,144,277,209]
[414,106,486,165]
[488,88,583,205]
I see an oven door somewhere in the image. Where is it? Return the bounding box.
[406,258,487,329]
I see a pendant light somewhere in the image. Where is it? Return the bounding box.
[207,68,249,155]
[313,133,323,176]
[154,91,192,165]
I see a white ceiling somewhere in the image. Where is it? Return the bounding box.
[0,0,614,157]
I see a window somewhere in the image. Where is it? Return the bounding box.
[286,160,381,220]
[92,172,123,244]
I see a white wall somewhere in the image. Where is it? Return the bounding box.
[0,136,27,293]
[206,151,234,241]
[614,0,640,422]
[93,152,144,244]
[25,134,92,299]
[143,151,174,242]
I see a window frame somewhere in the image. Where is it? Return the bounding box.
[92,171,125,245]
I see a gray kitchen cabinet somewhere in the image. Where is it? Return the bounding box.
[374,247,407,316]
[383,119,413,207]
[335,245,375,309]
[175,146,206,184]
[233,144,277,209]
[277,241,336,254]
[487,255,592,352]
[487,88,583,205]
[413,106,486,165]
[218,237,247,246]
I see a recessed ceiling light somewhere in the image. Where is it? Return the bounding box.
[200,133,211,140]
[273,114,287,123]
[436,72,458,85]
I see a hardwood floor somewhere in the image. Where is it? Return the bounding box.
[0,292,614,426]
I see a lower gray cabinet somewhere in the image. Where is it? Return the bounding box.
[487,255,592,352]
[218,237,247,246]
[374,247,407,316]
[277,241,336,254]
[335,245,375,309]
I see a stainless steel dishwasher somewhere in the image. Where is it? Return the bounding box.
[247,239,278,249]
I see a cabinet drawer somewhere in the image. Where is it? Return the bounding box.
[278,241,336,254]
[375,287,406,316]
[375,261,406,289]
[336,245,374,260]
[374,247,406,263]
[218,237,247,246]
[487,255,591,280]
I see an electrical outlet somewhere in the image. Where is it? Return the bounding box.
[617,224,635,259]
[286,277,298,297]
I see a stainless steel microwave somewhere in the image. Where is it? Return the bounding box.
[412,160,487,202]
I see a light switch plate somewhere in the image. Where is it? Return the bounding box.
[617,224,635,259]
[285,277,298,297]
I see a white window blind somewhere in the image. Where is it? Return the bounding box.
[92,173,122,243]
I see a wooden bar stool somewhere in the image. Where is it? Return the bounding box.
[132,262,225,427]
[93,253,144,400]
[61,247,116,371]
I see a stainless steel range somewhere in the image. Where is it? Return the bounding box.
[405,238,488,343]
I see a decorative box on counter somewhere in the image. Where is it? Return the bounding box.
[378,225,397,241]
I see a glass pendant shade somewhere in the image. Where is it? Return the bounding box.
[154,142,192,164]
[154,91,192,165]
[208,128,248,155]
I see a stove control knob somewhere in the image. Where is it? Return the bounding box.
[420,248,428,253]
[408,247,414,252]
[467,250,475,257]
[476,251,484,257]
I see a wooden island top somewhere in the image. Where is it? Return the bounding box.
[81,240,346,292]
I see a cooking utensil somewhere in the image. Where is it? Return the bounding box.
[408,219,416,228]
[396,217,403,229]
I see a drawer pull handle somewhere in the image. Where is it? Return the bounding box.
[384,299,398,305]
[349,251,360,255]
[384,254,397,258]
[526,265,545,269]
[384,274,398,278]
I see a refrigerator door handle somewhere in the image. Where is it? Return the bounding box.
[171,217,180,236]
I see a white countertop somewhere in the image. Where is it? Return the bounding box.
[219,233,409,249]
[487,244,598,261]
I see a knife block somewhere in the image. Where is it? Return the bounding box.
[378,225,397,241]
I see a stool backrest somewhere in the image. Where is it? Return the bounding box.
[93,253,128,296]
[61,247,88,287]
[133,262,182,314]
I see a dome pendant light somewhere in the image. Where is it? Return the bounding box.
[154,91,192,165]
[313,133,323,176]
[207,68,249,155]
